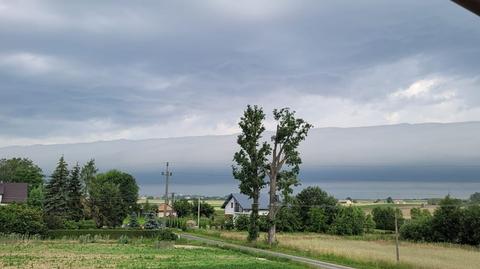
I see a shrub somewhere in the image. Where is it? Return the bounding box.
[306,207,328,233]
[276,206,301,232]
[0,204,46,235]
[118,235,130,244]
[129,212,139,228]
[371,207,403,231]
[459,205,480,245]
[364,214,376,233]
[144,211,159,229]
[64,220,79,230]
[78,219,96,229]
[400,217,433,242]
[329,206,365,235]
[224,216,234,230]
[234,215,249,231]
[46,229,176,239]
[157,229,178,241]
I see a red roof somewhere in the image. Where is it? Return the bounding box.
[0,183,28,203]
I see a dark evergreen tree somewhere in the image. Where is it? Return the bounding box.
[66,163,84,221]
[44,156,69,219]
[144,211,159,229]
[129,212,139,228]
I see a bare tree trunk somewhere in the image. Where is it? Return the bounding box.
[248,191,260,241]
[267,169,277,245]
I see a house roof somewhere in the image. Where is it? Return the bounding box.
[221,193,270,210]
[0,183,28,203]
[157,203,175,212]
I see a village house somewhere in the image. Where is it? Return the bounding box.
[0,182,28,205]
[157,203,177,217]
[221,193,270,218]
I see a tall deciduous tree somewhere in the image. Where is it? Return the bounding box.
[44,156,69,219]
[96,170,139,214]
[233,105,271,241]
[266,108,312,244]
[0,158,44,192]
[66,163,84,221]
[80,159,97,196]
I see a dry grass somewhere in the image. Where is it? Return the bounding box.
[216,231,480,269]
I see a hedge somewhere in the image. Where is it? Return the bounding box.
[45,229,177,240]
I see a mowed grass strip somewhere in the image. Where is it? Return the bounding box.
[211,231,480,269]
[0,240,307,269]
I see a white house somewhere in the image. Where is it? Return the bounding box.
[221,193,270,218]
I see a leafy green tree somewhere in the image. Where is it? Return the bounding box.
[386,197,394,204]
[0,158,44,192]
[371,207,404,231]
[460,205,480,245]
[144,211,159,229]
[364,214,376,233]
[469,192,480,204]
[306,207,328,233]
[192,200,215,218]
[329,206,365,235]
[66,163,84,221]
[431,195,463,243]
[27,185,45,208]
[234,215,250,231]
[232,105,271,242]
[44,156,69,222]
[410,208,432,220]
[296,186,338,230]
[89,179,124,227]
[266,108,312,244]
[129,212,139,228]
[173,199,192,217]
[276,205,302,232]
[96,170,139,214]
[80,159,97,196]
[400,217,433,242]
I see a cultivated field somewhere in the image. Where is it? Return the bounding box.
[203,231,480,269]
[0,238,306,269]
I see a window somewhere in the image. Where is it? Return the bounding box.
[231,202,233,208]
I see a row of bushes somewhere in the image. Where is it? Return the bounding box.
[45,229,177,240]
[400,197,480,245]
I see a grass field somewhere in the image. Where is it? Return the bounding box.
[0,237,307,269]
[138,198,225,209]
[195,230,480,269]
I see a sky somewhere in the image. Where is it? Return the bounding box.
[0,0,479,148]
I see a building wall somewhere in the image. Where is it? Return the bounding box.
[224,197,236,215]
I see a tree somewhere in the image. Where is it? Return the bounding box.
[27,185,45,208]
[66,163,84,221]
[469,192,480,204]
[89,179,124,227]
[364,214,376,233]
[400,217,433,242]
[173,199,192,217]
[306,207,328,233]
[329,206,365,236]
[44,156,69,222]
[386,197,394,204]
[410,208,431,220]
[80,159,97,196]
[460,205,480,245]
[144,211,159,229]
[296,187,338,230]
[371,207,404,231]
[232,105,271,242]
[234,214,250,231]
[0,158,44,192]
[275,205,302,232]
[96,170,139,214]
[266,108,312,244]
[0,204,46,235]
[192,200,215,218]
[129,212,139,228]
[431,195,463,243]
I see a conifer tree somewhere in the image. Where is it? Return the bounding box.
[66,163,84,221]
[144,211,159,229]
[44,156,69,219]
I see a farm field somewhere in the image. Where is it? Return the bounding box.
[197,230,480,269]
[351,200,437,219]
[0,238,306,269]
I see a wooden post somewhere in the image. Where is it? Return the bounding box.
[394,210,400,262]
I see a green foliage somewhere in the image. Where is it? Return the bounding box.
[469,192,480,204]
[192,199,215,218]
[386,197,394,204]
[431,195,463,243]
[66,163,84,221]
[410,208,431,220]
[234,215,250,231]
[296,186,338,229]
[46,229,177,239]
[400,217,433,242]
[0,204,46,235]
[224,215,234,230]
[275,206,301,232]
[233,105,271,241]
[364,214,376,233]
[80,159,97,196]
[329,206,365,236]
[27,185,45,208]
[44,156,69,225]
[129,212,139,228]
[460,205,480,245]
[89,179,124,227]
[306,207,328,233]
[118,235,130,244]
[0,157,44,192]
[172,199,191,217]
[371,207,404,231]
[96,170,139,214]
[144,211,159,229]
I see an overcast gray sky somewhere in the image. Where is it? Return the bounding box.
[0,0,479,147]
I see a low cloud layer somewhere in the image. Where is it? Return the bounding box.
[0,0,479,147]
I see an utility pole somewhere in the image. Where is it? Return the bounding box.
[170,192,175,225]
[197,197,201,228]
[161,162,172,228]
[394,209,400,262]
